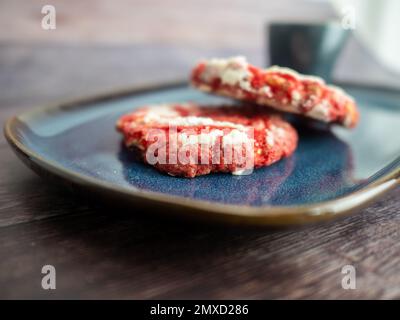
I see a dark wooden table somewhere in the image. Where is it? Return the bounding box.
[0,0,399,299]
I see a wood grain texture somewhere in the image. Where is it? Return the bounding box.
[0,0,399,299]
[0,181,399,299]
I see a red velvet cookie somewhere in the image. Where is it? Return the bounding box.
[116,103,298,178]
[191,56,359,128]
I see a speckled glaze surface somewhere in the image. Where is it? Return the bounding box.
[4,83,400,225]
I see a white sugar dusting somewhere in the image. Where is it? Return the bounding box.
[141,105,246,130]
[196,57,356,117]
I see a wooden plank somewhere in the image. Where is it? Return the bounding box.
[0,185,398,299]
[0,147,93,227]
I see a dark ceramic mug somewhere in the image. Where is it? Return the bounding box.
[268,22,350,82]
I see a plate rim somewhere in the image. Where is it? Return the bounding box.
[4,81,400,226]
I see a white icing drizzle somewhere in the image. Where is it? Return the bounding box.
[305,100,331,121]
[198,56,272,98]
[197,56,355,109]
[140,104,246,130]
[265,129,275,147]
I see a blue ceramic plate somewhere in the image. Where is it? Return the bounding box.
[4,83,400,225]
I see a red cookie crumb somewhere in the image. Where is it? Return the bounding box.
[191,56,359,128]
[116,103,298,178]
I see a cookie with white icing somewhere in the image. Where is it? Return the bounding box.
[191,56,359,128]
[116,103,298,178]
